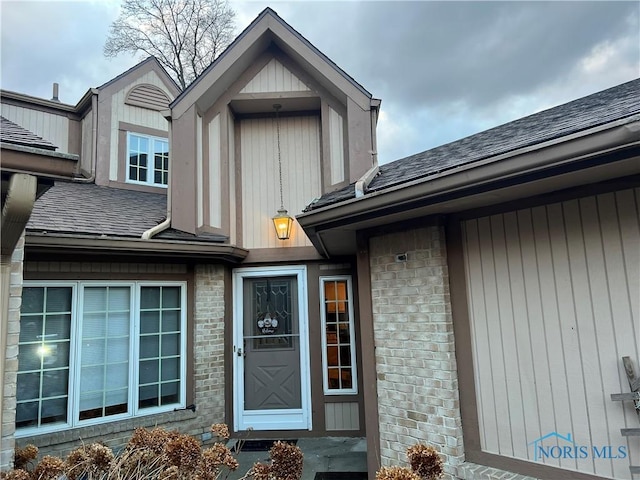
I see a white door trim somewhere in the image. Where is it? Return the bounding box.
[232,265,312,432]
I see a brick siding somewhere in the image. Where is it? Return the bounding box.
[369,226,540,480]
[369,226,464,477]
[1,234,25,469]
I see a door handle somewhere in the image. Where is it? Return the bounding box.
[237,348,245,357]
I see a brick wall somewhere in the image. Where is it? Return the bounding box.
[13,263,226,462]
[1,234,25,470]
[369,226,465,477]
[369,226,541,480]
[192,264,226,425]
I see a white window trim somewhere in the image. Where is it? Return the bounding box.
[16,281,187,437]
[319,275,358,395]
[126,132,169,187]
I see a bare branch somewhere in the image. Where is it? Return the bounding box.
[104,0,236,89]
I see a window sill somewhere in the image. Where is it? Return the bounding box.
[15,406,191,441]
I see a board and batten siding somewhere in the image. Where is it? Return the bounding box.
[196,113,204,228]
[80,111,93,175]
[328,106,345,186]
[109,70,173,181]
[240,116,321,249]
[325,402,359,431]
[1,103,69,152]
[462,188,640,480]
[228,111,237,244]
[240,58,310,93]
[208,114,222,229]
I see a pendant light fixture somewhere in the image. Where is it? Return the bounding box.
[271,104,294,240]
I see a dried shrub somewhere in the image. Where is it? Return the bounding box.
[65,443,115,480]
[3,424,283,480]
[376,466,422,480]
[0,470,30,480]
[164,432,201,472]
[269,441,303,480]
[406,444,443,479]
[210,423,230,440]
[13,444,38,471]
[376,444,444,480]
[197,442,239,479]
[31,455,66,480]
[248,441,303,480]
[248,461,272,480]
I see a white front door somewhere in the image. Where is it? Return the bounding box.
[233,266,311,431]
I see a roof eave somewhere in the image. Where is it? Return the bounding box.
[298,119,640,253]
[25,233,249,263]
[0,89,76,112]
[1,143,79,179]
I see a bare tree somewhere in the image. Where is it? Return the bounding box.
[105,0,236,89]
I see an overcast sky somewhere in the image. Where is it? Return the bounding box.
[1,1,638,164]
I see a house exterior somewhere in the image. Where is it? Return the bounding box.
[298,78,640,479]
[1,6,378,473]
[1,7,638,480]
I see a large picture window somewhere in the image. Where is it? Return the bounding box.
[320,276,357,395]
[127,133,169,186]
[16,282,186,436]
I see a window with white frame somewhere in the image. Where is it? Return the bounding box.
[16,282,186,434]
[320,276,357,394]
[127,133,169,186]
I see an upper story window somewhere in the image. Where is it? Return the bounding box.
[127,132,169,186]
[16,281,186,436]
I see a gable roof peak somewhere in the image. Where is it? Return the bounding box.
[171,6,373,115]
[98,56,180,94]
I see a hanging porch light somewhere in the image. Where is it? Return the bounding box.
[272,208,294,240]
[271,104,294,240]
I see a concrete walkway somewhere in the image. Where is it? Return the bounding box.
[226,437,367,480]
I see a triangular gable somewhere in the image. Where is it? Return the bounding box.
[97,56,181,99]
[171,7,373,118]
[240,58,310,94]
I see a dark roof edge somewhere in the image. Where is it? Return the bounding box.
[25,232,249,262]
[1,142,79,160]
[0,89,76,111]
[171,7,371,108]
[298,117,640,229]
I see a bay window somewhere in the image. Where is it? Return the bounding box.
[16,282,186,435]
[320,276,357,395]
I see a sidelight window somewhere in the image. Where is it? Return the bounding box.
[320,276,357,395]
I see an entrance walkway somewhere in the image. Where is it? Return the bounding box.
[227,437,367,480]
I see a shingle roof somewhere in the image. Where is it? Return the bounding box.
[27,181,226,242]
[307,78,640,211]
[0,116,57,150]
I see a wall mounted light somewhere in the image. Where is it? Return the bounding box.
[271,104,294,240]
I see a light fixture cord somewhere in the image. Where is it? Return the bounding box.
[275,104,284,210]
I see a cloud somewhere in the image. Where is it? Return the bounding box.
[1,0,638,163]
[1,0,136,103]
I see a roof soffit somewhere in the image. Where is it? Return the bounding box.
[171,8,373,119]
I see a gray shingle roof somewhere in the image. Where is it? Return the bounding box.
[27,181,226,242]
[28,182,166,237]
[307,78,640,211]
[1,116,57,150]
